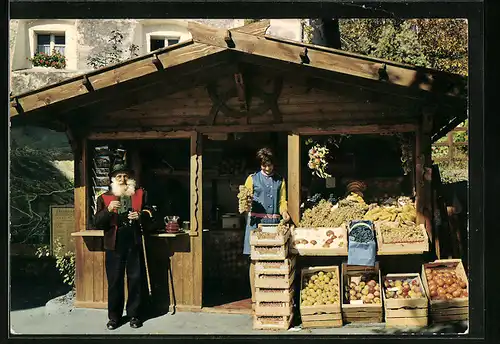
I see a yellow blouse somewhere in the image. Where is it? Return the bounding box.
[244,174,288,215]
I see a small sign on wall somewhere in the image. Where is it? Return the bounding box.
[325,177,336,189]
[50,205,75,255]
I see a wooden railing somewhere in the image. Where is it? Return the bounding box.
[432,123,468,163]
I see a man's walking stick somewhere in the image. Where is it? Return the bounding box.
[139,216,152,296]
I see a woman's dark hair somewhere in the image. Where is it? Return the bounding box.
[256,147,275,166]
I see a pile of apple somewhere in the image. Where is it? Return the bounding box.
[384,277,424,299]
[345,275,382,304]
[424,267,468,300]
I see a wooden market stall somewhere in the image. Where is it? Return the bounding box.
[9,20,467,317]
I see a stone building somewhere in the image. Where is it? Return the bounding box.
[9,19,313,95]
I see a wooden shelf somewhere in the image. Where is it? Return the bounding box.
[149,231,189,238]
[71,230,104,237]
[71,230,190,238]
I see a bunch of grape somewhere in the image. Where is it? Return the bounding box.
[379,222,425,243]
[237,185,253,214]
[301,271,340,306]
[327,203,368,228]
[327,193,338,205]
[349,225,374,243]
[276,220,289,234]
[298,199,334,227]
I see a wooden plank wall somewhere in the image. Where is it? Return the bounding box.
[94,75,416,131]
[74,138,108,308]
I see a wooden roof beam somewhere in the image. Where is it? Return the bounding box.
[232,19,270,36]
[10,41,226,117]
[187,22,467,100]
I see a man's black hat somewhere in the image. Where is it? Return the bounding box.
[109,164,134,178]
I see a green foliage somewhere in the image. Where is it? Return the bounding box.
[436,159,468,184]
[87,30,140,69]
[339,18,468,75]
[10,146,74,244]
[408,19,468,76]
[244,19,261,25]
[36,239,76,286]
[339,19,429,67]
[29,50,66,69]
[301,20,314,44]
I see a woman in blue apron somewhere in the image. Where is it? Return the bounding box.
[242,147,290,307]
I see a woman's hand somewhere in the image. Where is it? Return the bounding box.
[282,211,291,222]
[128,211,140,220]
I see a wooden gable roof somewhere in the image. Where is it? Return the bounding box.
[9,20,467,140]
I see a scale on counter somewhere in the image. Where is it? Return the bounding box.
[222,213,241,229]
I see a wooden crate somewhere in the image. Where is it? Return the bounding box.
[375,222,429,255]
[255,257,296,275]
[251,241,289,261]
[253,314,294,331]
[299,266,342,328]
[255,286,295,302]
[341,263,383,324]
[254,301,293,316]
[291,227,348,256]
[421,259,469,323]
[255,269,295,289]
[250,227,290,246]
[382,273,428,327]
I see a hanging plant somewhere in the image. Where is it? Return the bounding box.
[305,135,349,179]
[397,133,414,175]
[307,144,332,179]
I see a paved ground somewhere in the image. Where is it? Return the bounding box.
[10,297,468,336]
[9,256,468,336]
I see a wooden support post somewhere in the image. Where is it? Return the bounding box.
[190,132,203,237]
[415,110,435,257]
[73,134,88,304]
[287,134,301,226]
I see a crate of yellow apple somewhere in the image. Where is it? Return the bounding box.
[300,266,342,328]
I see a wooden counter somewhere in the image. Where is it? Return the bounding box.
[73,229,194,311]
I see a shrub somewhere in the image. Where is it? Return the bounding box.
[35,239,75,287]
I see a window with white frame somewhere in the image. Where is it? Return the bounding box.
[36,33,66,55]
[149,36,180,52]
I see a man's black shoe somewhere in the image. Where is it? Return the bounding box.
[130,317,143,328]
[107,319,120,330]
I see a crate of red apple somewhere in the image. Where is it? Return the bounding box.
[421,259,469,323]
[382,273,428,327]
[291,227,348,256]
[341,263,383,323]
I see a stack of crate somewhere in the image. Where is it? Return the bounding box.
[250,224,295,331]
[382,273,429,327]
[341,263,383,324]
[300,266,343,328]
[421,259,469,323]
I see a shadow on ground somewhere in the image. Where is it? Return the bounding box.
[10,255,72,311]
[368,321,468,335]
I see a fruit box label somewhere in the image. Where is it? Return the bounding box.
[350,300,364,305]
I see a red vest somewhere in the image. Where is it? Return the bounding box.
[101,189,144,250]
[101,188,144,213]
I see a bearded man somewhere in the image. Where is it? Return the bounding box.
[94,164,150,330]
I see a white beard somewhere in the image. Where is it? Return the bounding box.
[110,178,137,197]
